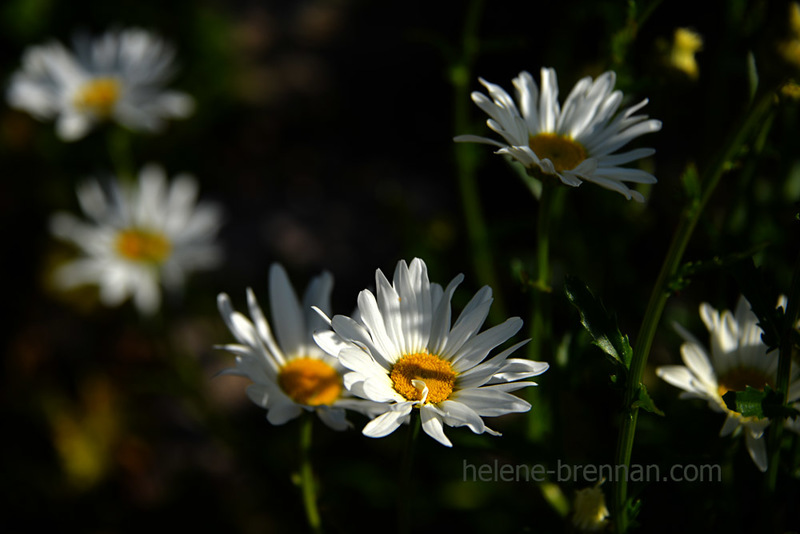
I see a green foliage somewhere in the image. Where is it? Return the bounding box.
[667,243,770,293]
[632,384,665,416]
[564,275,633,373]
[722,385,800,419]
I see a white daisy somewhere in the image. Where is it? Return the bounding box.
[454,67,662,202]
[50,164,222,315]
[7,27,194,141]
[656,295,800,471]
[313,258,549,447]
[216,264,381,430]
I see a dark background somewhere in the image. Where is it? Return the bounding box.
[1,0,799,532]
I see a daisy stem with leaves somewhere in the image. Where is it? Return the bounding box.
[767,248,800,490]
[612,88,778,533]
[527,176,560,440]
[299,413,322,534]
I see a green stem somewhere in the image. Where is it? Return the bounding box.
[398,411,421,534]
[526,178,558,440]
[452,0,507,321]
[107,126,135,183]
[300,413,322,534]
[766,246,800,490]
[612,89,777,534]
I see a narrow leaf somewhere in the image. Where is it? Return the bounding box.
[564,275,633,371]
[632,384,664,416]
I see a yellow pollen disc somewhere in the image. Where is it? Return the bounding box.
[115,229,172,264]
[390,352,456,404]
[528,132,587,173]
[717,367,773,398]
[74,78,121,117]
[278,357,342,406]
[278,358,342,406]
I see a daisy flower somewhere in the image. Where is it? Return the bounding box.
[50,164,222,315]
[454,67,662,202]
[7,27,194,141]
[656,295,800,471]
[314,258,549,447]
[216,264,381,430]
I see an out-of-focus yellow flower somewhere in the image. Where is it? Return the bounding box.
[572,481,610,532]
[777,3,800,70]
[45,376,119,490]
[781,81,800,99]
[669,28,703,80]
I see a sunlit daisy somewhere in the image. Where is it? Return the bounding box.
[216,264,381,430]
[7,27,194,141]
[656,296,800,471]
[454,67,662,202]
[50,164,222,315]
[314,258,549,447]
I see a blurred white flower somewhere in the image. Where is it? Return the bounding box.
[50,164,222,315]
[656,296,800,471]
[216,264,382,430]
[314,258,549,447]
[455,67,661,202]
[7,27,194,141]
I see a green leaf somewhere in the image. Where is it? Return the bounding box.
[564,275,633,371]
[722,387,764,418]
[632,384,665,416]
[722,385,800,419]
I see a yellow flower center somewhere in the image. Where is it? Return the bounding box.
[390,352,456,404]
[73,78,121,117]
[277,357,342,406]
[529,132,587,173]
[115,229,172,264]
[717,367,773,398]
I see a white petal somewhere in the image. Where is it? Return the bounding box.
[453,387,531,416]
[719,413,741,437]
[439,400,485,434]
[428,273,464,355]
[744,428,768,472]
[266,399,304,425]
[362,403,413,438]
[420,405,452,447]
[56,113,92,141]
[269,263,306,356]
[316,407,350,431]
[303,271,334,343]
[450,317,523,372]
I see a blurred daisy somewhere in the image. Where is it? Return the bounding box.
[656,296,800,471]
[454,67,661,202]
[216,264,381,430]
[50,164,222,315]
[314,258,549,447]
[7,27,194,141]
